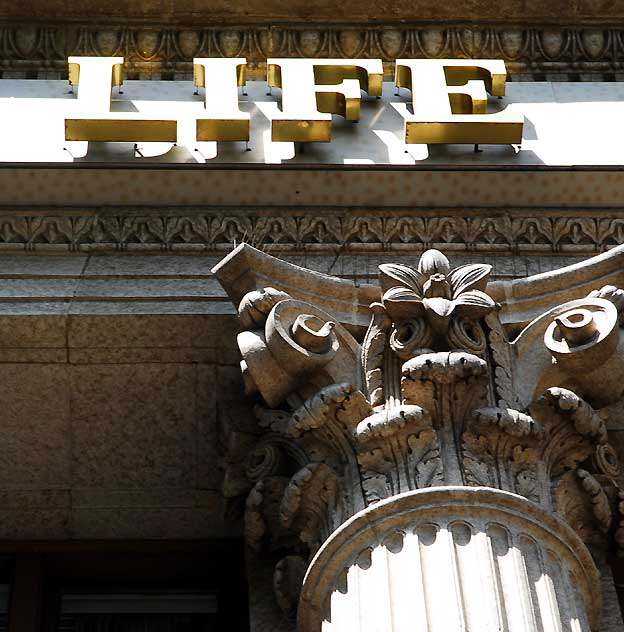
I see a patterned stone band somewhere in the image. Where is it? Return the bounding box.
[0,208,620,255]
[2,25,624,80]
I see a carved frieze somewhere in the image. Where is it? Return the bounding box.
[0,209,621,255]
[3,25,624,80]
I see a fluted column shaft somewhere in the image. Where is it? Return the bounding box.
[299,487,601,632]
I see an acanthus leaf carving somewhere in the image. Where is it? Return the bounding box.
[254,405,291,434]
[554,469,614,546]
[411,431,445,489]
[485,309,523,410]
[355,405,441,501]
[245,476,296,552]
[578,469,613,534]
[463,407,541,497]
[361,303,392,407]
[288,384,356,439]
[588,285,624,322]
[280,463,344,553]
[357,449,393,504]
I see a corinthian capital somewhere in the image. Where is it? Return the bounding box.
[213,244,624,631]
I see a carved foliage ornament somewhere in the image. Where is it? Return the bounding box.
[0,212,620,255]
[216,247,624,619]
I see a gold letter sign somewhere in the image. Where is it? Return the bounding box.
[61,56,523,148]
[65,56,177,142]
[395,59,523,144]
[193,57,250,142]
[267,58,384,142]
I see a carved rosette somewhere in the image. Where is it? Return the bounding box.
[213,246,624,630]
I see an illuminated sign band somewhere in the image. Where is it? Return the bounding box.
[64,56,523,146]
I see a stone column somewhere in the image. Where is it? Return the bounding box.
[212,246,624,632]
[300,488,600,632]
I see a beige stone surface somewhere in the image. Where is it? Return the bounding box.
[0,305,242,538]
[68,347,217,364]
[0,246,622,556]
[70,488,224,538]
[197,364,220,489]
[0,314,67,350]
[1,7,622,80]
[70,363,197,488]
[73,309,223,336]
[214,243,624,333]
[0,489,70,539]
[217,364,257,435]
[0,364,71,487]
[71,505,223,539]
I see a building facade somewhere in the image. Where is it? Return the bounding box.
[1,1,624,630]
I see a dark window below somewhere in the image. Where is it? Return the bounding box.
[59,614,214,632]
[58,590,218,632]
[1,543,247,632]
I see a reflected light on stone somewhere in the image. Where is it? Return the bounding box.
[366,102,386,129]
[372,129,428,164]
[512,101,624,165]
[191,142,218,162]
[64,141,88,159]
[134,142,177,158]
[0,98,74,162]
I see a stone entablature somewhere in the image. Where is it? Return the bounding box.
[214,243,624,631]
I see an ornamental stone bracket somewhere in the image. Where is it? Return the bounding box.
[212,244,624,632]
